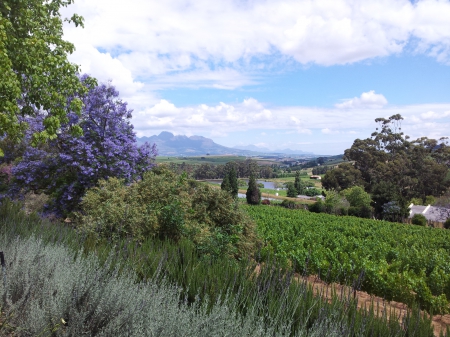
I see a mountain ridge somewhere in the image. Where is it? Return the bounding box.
[137,132,314,156]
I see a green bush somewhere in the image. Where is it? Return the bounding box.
[308,199,325,213]
[411,213,428,226]
[444,218,450,229]
[280,200,307,209]
[76,166,258,259]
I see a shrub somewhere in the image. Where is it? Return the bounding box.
[411,213,427,226]
[280,200,307,210]
[261,199,271,205]
[308,199,325,213]
[76,166,258,259]
[444,218,450,229]
[425,195,436,205]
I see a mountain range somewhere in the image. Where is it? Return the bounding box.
[137,132,314,157]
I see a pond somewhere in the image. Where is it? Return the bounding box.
[204,179,280,190]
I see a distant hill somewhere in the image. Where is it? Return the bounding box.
[137,132,254,156]
[137,132,315,157]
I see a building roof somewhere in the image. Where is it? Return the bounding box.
[409,204,449,222]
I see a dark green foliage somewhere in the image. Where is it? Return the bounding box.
[411,213,428,226]
[246,174,261,205]
[344,114,450,219]
[308,199,325,213]
[321,162,365,191]
[304,187,322,196]
[280,200,307,209]
[348,205,373,218]
[444,218,450,229]
[221,165,238,198]
[286,182,298,197]
[294,170,304,194]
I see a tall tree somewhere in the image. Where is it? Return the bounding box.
[294,170,305,194]
[246,173,261,205]
[221,165,238,199]
[0,0,89,156]
[344,114,450,218]
[11,76,157,214]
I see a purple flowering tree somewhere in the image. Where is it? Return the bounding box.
[11,75,157,215]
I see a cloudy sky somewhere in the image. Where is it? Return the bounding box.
[62,0,450,155]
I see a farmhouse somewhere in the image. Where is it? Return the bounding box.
[409,204,448,223]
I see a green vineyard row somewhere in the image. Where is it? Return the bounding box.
[243,205,450,314]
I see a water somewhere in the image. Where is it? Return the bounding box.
[204,179,279,189]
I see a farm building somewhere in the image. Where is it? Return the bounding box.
[408,204,449,227]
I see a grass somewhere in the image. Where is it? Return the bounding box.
[0,199,440,336]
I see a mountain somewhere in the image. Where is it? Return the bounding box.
[137,131,315,156]
[137,132,252,156]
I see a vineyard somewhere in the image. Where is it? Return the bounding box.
[243,205,450,314]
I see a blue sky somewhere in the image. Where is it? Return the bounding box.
[62,0,450,155]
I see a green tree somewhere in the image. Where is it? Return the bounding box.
[286,182,298,198]
[0,0,91,155]
[246,173,261,205]
[344,114,450,219]
[221,165,238,198]
[294,170,305,194]
[321,163,365,191]
[340,186,371,208]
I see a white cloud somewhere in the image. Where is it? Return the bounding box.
[420,110,450,119]
[132,97,450,142]
[335,90,388,109]
[321,128,340,134]
[61,0,450,93]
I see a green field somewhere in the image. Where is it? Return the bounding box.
[243,204,450,314]
[156,155,247,165]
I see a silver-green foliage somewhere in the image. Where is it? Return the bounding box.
[0,235,305,336]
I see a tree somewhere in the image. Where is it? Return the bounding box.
[246,173,261,205]
[321,163,364,191]
[340,186,371,209]
[1,0,90,155]
[11,76,157,214]
[344,114,450,219]
[221,164,238,198]
[286,182,298,198]
[294,170,305,194]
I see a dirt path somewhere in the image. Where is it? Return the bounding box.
[297,273,450,337]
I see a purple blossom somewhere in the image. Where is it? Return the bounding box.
[11,75,157,215]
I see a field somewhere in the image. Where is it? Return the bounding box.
[243,204,450,314]
[156,155,247,165]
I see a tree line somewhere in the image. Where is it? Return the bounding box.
[321,114,450,220]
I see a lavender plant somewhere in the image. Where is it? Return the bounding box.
[10,75,157,215]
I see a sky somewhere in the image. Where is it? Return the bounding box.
[61,0,450,155]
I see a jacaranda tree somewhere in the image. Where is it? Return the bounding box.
[11,75,157,215]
